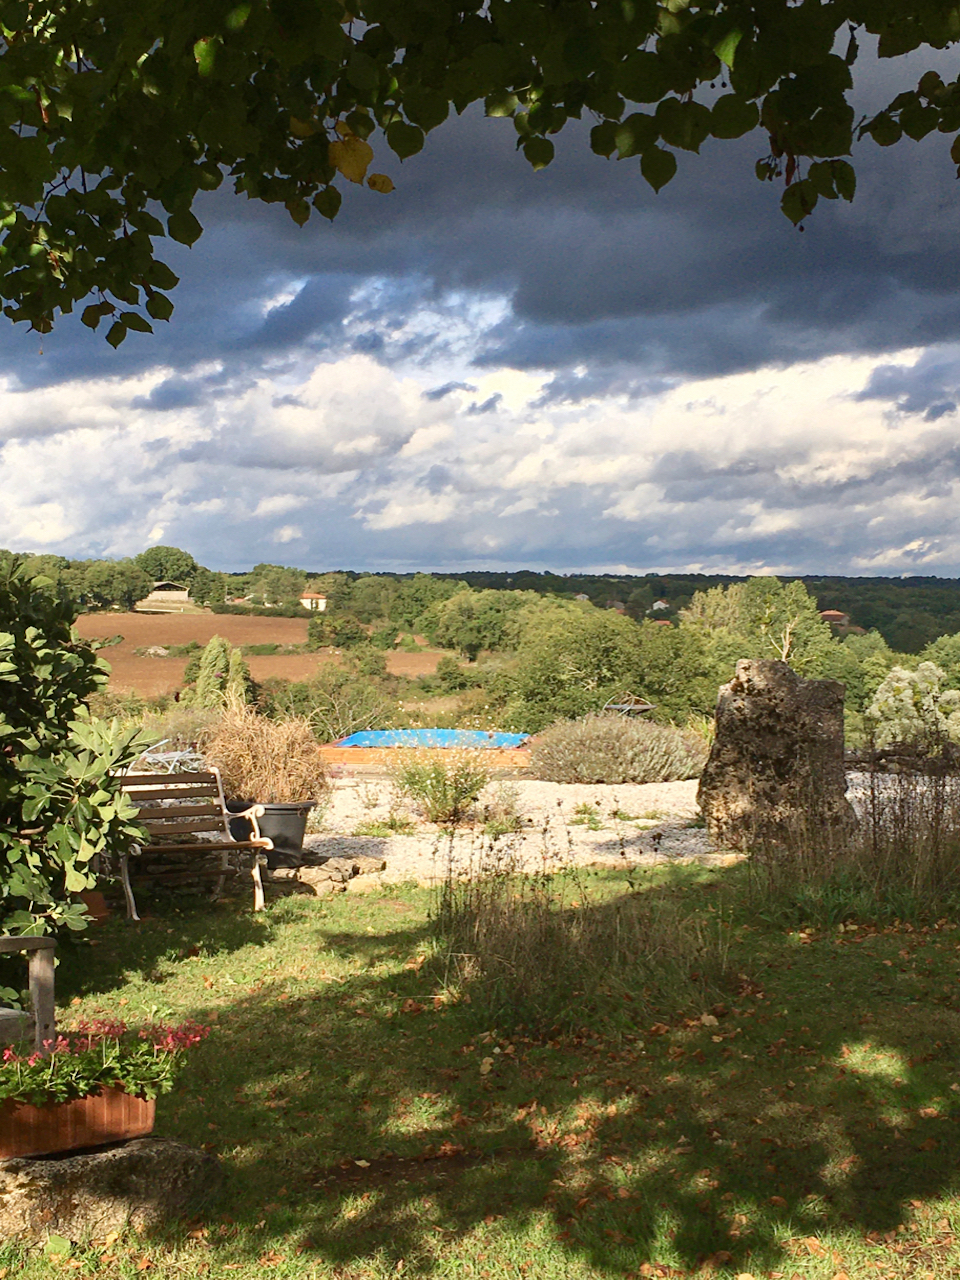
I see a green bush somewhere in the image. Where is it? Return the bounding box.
[529,713,708,784]
[391,751,489,825]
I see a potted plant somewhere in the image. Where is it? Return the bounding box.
[0,1018,209,1158]
[200,707,328,867]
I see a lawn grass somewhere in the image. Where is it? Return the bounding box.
[9,866,960,1279]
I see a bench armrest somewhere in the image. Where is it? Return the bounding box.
[229,803,270,847]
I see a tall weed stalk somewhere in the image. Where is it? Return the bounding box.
[748,766,960,925]
[433,850,734,1034]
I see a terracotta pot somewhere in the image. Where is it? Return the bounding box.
[0,1087,155,1158]
[78,890,110,923]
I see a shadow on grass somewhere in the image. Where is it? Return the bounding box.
[60,886,960,1276]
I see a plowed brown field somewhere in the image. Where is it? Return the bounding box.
[74,612,444,696]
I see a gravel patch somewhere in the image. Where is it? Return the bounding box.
[303,776,732,884]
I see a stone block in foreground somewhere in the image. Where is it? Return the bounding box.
[0,1137,222,1241]
[698,658,854,851]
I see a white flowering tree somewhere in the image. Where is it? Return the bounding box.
[865,662,960,749]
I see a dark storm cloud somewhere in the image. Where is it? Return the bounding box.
[854,348,960,419]
[422,381,476,400]
[2,42,958,404]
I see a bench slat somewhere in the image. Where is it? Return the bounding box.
[140,818,228,836]
[137,840,270,853]
[122,772,220,786]
[134,803,225,820]
[125,785,221,802]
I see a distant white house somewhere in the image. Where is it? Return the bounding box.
[650,599,670,611]
[300,592,327,612]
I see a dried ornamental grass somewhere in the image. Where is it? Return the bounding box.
[529,713,708,784]
[199,706,327,802]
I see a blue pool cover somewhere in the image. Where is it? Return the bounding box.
[335,729,529,749]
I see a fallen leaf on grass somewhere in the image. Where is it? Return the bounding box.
[479,1057,494,1075]
[769,1195,788,1207]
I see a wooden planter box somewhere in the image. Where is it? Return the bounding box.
[0,1088,155,1159]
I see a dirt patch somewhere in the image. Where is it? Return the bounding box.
[76,612,311,650]
[385,651,444,677]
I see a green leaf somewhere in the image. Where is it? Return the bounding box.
[615,113,658,159]
[193,38,217,77]
[590,121,619,157]
[402,89,449,132]
[80,303,109,330]
[781,178,818,225]
[522,136,555,170]
[656,98,711,152]
[485,91,520,118]
[640,146,677,192]
[616,51,668,104]
[146,293,174,321]
[386,121,425,160]
[120,311,153,334]
[711,95,759,139]
[167,209,203,246]
[832,159,856,201]
[807,160,838,199]
[105,322,127,348]
[145,261,180,291]
[714,29,742,69]
[285,197,311,226]
[866,111,902,147]
[312,186,342,221]
[44,1235,71,1258]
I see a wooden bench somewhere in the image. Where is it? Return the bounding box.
[118,769,272,921]
[0,936,56,1053]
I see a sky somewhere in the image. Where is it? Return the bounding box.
[4,44,960,576]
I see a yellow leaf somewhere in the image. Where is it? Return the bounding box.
[290,116,318,138]
[479,1057,494,1075]
[330,134,373,183]
[367,173,395,193]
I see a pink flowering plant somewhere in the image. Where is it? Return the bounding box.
[0,1019,209,1107]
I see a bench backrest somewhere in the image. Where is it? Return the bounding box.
[120,769,231,845]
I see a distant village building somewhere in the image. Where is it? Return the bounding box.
[650,600,670,611]
[605,599,626,613]
[574,593,590,603]
[299,592,327,612]
[820,609,850,627]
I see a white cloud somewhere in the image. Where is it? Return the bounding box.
[3,320,960,574]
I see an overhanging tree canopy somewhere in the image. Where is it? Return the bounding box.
[2,0,959,342]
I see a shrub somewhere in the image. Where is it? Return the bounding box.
[199,706,327,802]
[529,713,708,784]
[434,867,734,1033]
[0,558,147,935]
[260,666,398,742]
[391,750,489,825]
